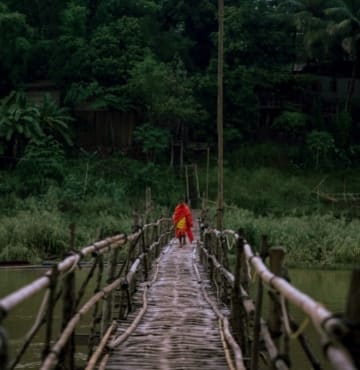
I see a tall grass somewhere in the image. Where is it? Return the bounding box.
[224,207,360,268]
[1,145,359,266]
[0,154,182,262]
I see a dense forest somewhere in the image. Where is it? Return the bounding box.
[0,0,360,164]
[0,0,360,266]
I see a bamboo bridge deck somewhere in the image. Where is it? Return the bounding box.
[106,222,229,369]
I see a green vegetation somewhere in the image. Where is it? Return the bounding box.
[0,154,183,263]
[0,0,359,267]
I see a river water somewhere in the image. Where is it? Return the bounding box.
[0,267,352,369]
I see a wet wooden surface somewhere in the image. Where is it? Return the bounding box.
[106,216,229,369]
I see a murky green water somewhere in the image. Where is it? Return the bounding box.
[0,268,352,369]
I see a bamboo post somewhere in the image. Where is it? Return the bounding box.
[220,235,230,304]
[268,247,286,348]
[88,255,104,359]
[57,271,75,370]
[216,0,224,231]
[231,236,248,355]
[195,163,200,204]
[185,165,190,205]
[209,234,215,283]
[57,225,76,370]
[250,235,268,370]
[344,269,360,367]
[206,146,210,208]
[154,223,159,258]
[145,187,152,224]
[42,265,58,360]
[100,248,118,336]
[0,327,8,370]
[140,228,149,281]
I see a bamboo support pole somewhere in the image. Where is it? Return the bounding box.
[0,327,7,370]
[101,248,118,336]
[344,269,360,367]
[231,236,247,353]
[250,236,268,370]
[251,272,264,370]
[57,270,76,370]
[140,228,149,281]
[268,247,285,347]
[88,255,104,359]
[42,266,58,360]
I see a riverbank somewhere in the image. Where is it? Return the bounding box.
[0,155,359,267]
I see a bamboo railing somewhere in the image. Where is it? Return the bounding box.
[0,217,172,370]
[198,225,359,370]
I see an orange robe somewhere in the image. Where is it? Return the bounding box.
[172,203,194,242]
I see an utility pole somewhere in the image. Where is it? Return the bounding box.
[216,0,224,230]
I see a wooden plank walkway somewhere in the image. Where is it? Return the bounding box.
[106,218,230,369]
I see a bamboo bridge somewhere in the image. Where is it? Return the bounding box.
[0,210,359,370]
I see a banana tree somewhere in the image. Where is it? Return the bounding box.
[0,91,43,158]
[38,93,74,146]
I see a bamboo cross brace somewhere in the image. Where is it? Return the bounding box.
[40,275,126,370]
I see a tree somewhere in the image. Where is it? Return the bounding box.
[0,91,42,158]
[325,0,360,110]
[129,53,205,162]
[307,130,335,167]
[38,94,74,146]
[0,4,32,88]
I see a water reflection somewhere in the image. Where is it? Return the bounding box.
[0,268,353,370]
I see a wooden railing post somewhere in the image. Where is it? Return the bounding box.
[231,236,248,357]
[153,223,160,258]
[140,227,149,281]
[42,265,58,360]
[58,271,75,370]
[268,246,286,348]
[220,235,230,304]
[344,269,360,367]
[250,235,268,370]
[0,326,8,370]
[101,248,118,335]
[88,255,104,359]
[57,224,77,370]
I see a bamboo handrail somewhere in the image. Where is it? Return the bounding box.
[0,234,127,314]
[198,234,288,369]
[219,230,356,370]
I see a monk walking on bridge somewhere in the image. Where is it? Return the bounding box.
[172,200,194,247]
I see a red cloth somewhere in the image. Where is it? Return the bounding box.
[172,203,194,242]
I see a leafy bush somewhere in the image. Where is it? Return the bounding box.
[16,137,65,194]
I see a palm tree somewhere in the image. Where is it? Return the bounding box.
[325,0,360,111]
[283,0,360,111]
[279,0,333,62]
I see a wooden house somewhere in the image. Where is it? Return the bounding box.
[24,80,61,106]
[73,102,138,152]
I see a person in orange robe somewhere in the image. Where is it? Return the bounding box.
[172,201,194,246]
